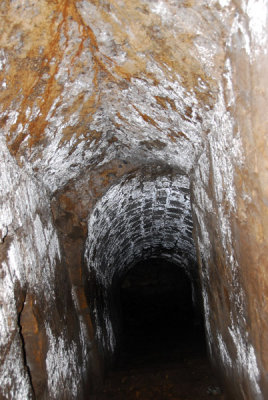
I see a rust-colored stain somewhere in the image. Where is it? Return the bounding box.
[155,96,177,111]
[1,0,218,164]
[20,293,47,382]
[59,193,76,212]
[98,161,131,187]
[3,0,118,157]
[0,115,9,127]
[132,105,159,127]
[167,131,189,142]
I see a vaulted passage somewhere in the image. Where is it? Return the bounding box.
[119,258,197,363]
[82,170,222,398]
[95,258,218,400]
[1,1,268,400]
[83,171,199,364]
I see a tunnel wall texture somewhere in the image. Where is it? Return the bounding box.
[85,173,196,285]
[0,136,87,399]
[84,172,198,359]
[0,1,267,399]
[191,4,268,399]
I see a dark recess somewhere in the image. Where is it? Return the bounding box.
[117,258,206,368]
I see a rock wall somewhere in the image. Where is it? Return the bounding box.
[0,135,90,399]
[0,1,267,399]
[191,3,268,399]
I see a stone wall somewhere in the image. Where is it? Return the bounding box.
[191,3,268,399]
[85,171,196,285]
[0,1,267,399]
[0,136,89,399]
[84,170,198,361]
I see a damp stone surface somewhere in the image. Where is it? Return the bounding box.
[0,1,268,399]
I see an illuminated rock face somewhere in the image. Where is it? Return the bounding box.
[0,1,268,399]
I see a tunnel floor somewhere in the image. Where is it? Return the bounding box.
[94,259,225,400]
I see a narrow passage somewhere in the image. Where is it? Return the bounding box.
[95,259,225,400]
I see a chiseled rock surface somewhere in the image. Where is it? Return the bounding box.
[0,131,93,399]
[0,0,267,399]
[0,0,229,192]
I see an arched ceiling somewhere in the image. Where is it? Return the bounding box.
[85,171,197,287]
[0,0,233,193]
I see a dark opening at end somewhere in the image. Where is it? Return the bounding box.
[95,258,224,399]
[118,258,206,367]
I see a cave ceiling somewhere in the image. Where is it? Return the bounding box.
[0,0,232,193]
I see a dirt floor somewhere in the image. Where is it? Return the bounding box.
[94,328,226,400]
[94,261,226,400]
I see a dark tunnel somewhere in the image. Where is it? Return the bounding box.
[117,258,206,368]
[83,171,223,399]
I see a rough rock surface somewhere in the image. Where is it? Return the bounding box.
[0,1,267,399]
